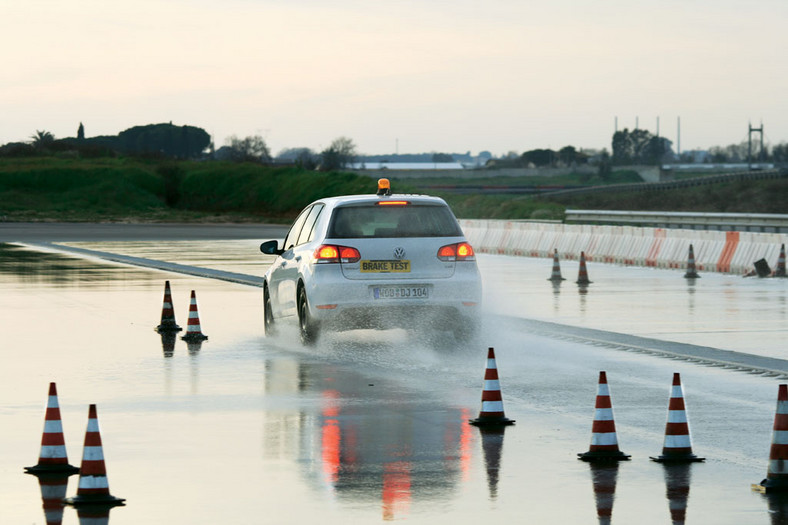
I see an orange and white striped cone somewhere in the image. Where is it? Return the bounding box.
[651,373,704,463]
[683,245,700,279]
[155,280,182,333]
[181,290,208,342]
[63,404,125,507]
[469,348,515,427]
[774,244,786,278]
[578,372,630,462]
[75,503,116,524]
[548,249,566,282]
[576,251,592,285]
[756,384,788,493]
[589,463,620,525]
[25,382,80,475]
[663,463,692,525]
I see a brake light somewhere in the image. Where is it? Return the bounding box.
[314,244,361,264]
[437,242,476,262]
[377,200,409,206]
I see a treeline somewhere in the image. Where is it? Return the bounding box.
[3,123,210,159]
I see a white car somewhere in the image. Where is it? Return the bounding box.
[260,179,482,344]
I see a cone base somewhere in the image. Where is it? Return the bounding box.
[24,463,80,475]
[155,324,182,334]
[683,272,700,279]
[578,450,631,462]
[469,417,515,427]
[63,494,126,508]
[576,280,592,285]
[548,276,566,282]
[650,454,705,463]
[755,478,788,494]
[181,333,208,342]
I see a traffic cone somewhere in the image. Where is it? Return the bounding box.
[181,290,208,342]
[756,384,788,493]
[63,404,125,507]
[25,382,80,475]
[548,249,566,282]
[578,372,630,462]
[76,503,116,524]
[155,280,182,333]
[469,348,515,427]
[651,373,705,463]
[683,245,700,279]
[775,244,786,277]
[576,251,592,285]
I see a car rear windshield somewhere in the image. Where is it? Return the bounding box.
[328,203,463,238]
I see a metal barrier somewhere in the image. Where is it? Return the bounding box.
[564,210,788,233]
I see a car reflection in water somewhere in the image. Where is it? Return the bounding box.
[259,355,477,520]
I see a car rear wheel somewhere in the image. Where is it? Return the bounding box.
[263,284,275,336]
[298,286,319,345]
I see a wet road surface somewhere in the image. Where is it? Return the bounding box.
[1,230,787,524]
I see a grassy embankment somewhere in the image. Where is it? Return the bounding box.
[0,157,783,222]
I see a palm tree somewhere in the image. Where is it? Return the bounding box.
[30,130,55,148]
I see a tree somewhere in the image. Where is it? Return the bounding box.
[521,148,556,167]
[77,122,85,140]
[611,128,673,165]
[431,152,453,163]
[320,136,357,171]
[225,135,271,163]
[30,130,55,149]
[117,123,210,158]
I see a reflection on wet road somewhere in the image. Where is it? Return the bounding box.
[1,240,787,524]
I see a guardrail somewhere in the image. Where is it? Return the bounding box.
[564,210,788,233]
[459,219,788,275]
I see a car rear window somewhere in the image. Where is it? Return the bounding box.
[328,203,462,238]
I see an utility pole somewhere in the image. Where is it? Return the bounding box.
[677,117,681,158]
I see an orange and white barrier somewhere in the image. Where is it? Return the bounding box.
[460,219,787,275]
[155,280,182,333]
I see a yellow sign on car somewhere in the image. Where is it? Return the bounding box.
[360,260,411,273]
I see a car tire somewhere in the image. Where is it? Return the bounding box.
[263,284,276,336]
[298,286,319,345]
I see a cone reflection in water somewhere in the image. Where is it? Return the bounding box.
[155,280,181,333]
[469,347,515,426]
[25,382,80,475]
[757,384,788,493]
[181,290,208,342]
[578,371,630,461]
[588,462,619,525]
[651,373,704,463]
[663,464,693,525]
[576,251,592,285]
[479,426,506,500]
[160,332,176,358]
[64,404,125,507]
[764,493,788,525]
[382,460,411,521]
[76,503,115,525]
[548,249,566,281]
[683,244,700,279]
[34,473,71,525]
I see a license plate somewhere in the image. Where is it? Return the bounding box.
[373,286,429,299]
[360,260,411,273]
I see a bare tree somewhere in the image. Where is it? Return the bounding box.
[320,136,357,171]
[225,135,271,163]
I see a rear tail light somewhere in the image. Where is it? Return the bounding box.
[314,244,361,264]
[437,242,476,262]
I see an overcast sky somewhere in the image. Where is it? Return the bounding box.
[3,0,787,156]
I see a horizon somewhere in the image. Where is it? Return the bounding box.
[3,1,787,156]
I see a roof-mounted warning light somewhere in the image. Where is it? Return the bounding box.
[377,178,392,196]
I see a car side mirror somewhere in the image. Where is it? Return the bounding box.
[260,240,283,255]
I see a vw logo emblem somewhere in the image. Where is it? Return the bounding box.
[393,247,406,260]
